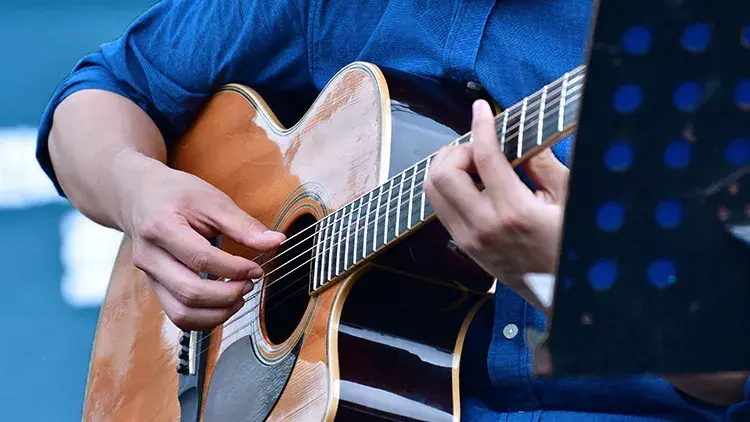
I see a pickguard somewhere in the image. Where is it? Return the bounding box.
[203,336,301,421]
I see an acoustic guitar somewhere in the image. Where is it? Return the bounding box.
[82,61,585,421]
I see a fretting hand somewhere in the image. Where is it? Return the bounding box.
[423,100,568,312]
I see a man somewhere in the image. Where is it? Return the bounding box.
[36,0,749,419]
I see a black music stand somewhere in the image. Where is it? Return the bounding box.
[534,0,750,376]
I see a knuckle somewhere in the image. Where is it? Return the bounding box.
[139,217,167,242]
[131,245,149,271]
[498,210,531,232]
[189,251,211,272]
[168,306,191,330]
[429,168,450,189]
[176,286,202,308]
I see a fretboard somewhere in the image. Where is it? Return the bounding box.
[310,66,587,294]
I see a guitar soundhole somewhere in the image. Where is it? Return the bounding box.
[263,213,316,345]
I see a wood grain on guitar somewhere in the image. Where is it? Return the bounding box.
[82,61,583,421]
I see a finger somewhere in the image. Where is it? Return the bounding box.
[201,196,286,251]
[426,143,485,222]
[423,184,473,247]
[134,241,247,308]
[522,147,569,202]
[154,217,264,279]
[147,276,244,330]
[470,100,530,204]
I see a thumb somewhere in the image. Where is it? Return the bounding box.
[522,148,569,202]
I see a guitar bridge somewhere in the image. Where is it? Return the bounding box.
[177,331,198,375]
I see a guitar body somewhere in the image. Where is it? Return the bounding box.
[83,62,496,421]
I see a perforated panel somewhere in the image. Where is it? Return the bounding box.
[544,0,750,375]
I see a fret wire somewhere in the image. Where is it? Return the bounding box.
[327,213,336,281]
[420,157,431,220]
[408,166,416,227]
[517,97,528,158]
[500,111,509,153]
[345,203,354,268]
[374,185,385,252]
[363,191,373,259]
[312,223,321,290]
[395,172,406,236]
[353,197,362,264]
[559,72,569,132]
[384,180,393,245]
[335,209,344,274]
[537,84,547,146]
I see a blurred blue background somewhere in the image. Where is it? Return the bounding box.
[0,1,155,419]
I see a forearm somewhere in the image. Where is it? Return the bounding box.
[48,89,167,231]
[662,372,749,407]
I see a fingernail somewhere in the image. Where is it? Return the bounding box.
[263,230,286,241]
[473,100,491,118]
[248,267,264,279]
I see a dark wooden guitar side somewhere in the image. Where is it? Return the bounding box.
[82,61,584,421]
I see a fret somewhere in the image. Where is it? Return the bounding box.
[500,111,509,153]
[354,197,363,263]
[318,215,331,286]
[363,190,374,258]
[336,206,346,273]
[407,166,417,228]
[327,212,337,281]
[420,157,431,220]
[517,97,528,159]
[383,180,393,245]
[559,72,569,132]
[409,161,426,228]
[395,172,406,236]
[344,201,356,268]
[537,84,547,146]
[312,222,322,290]
[373,185,385,252]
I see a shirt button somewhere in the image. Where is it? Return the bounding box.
[503,323,519,339]
[466,81,483,91]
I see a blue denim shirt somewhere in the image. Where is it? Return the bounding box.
[35,1,750,420]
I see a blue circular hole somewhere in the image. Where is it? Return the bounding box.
[604,141,634,172]
[742,26,750,48]
[623,26,652,55]
[597,201,625,232]
[735,79,750,110]
[588,259,617,291]
[681,23,711,52]
[725,138,750,166]
[648,259,677,289]
[656,200,684,229]
[665,139,692,169]
[614,84,643,113]
[674,82,702,112]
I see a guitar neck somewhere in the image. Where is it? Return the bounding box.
[309,66,587,294]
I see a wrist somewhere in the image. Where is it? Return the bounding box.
[109,148,166,235]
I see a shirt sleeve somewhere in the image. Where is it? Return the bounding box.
[35,0,310,196]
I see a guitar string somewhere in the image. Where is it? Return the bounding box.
[236,68,586,275]
[246,79,584,284]
[197,88,586,347]
[192,90,585,349]
[233,74,586,288]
